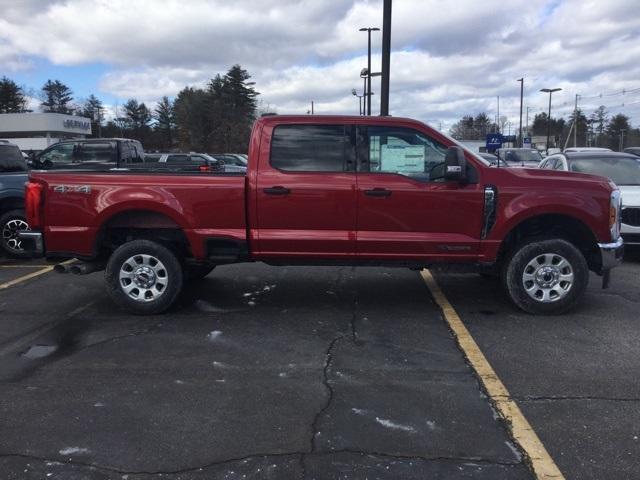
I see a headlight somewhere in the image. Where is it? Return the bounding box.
[609,190,622,241]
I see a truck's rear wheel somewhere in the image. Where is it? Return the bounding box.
[105,240,183,314]
[0,209,30,258]
[502,238,589,315]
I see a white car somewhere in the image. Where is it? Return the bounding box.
[539,151,640,245]
[563,147,612,153]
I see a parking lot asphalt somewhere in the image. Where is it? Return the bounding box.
[0,261,531,480]
[433,249,640,480]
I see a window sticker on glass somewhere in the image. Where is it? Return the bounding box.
[380,145,425,173]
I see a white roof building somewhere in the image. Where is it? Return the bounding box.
[0,113,92,151]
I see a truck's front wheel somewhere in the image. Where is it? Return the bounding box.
[503,238,589,315]
[105,240,183,315]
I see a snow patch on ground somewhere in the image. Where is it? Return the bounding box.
[351,408,367,415]
[504,441,523,461]
[59,447,90,456]
[195,300,229,313]
[425,420,437,430]
[207,330,223,341]
[375,417,416,433]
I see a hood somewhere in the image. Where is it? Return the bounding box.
[619,185,640,207]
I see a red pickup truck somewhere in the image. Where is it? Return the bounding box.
[20,115,623,315]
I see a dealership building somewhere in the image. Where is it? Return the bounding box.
[0,113,92,152]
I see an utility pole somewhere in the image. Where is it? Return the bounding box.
[540,88,562,153]
[574,94,579,147]
[497,96,500,134]
[359,27,380,116]
[620,129,626,151]
[380,0,392,116]
[517,78,524,147]
[526,106,530,138]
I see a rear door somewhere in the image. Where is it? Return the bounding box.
[355,124,484,261]
[254,123,357,258]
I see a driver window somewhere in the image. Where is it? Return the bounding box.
[364,126,448,181]
[38,142,79,167]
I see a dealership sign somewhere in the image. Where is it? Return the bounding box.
[63,119,91,131]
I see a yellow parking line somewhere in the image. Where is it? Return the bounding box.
[0,265,56,268]
[0,259,75,291]
[421,269,564,480]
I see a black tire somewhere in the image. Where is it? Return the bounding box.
[502,238,589,315]
[105,240,183,315]
[185,264,215,281]
[0,209,31,258]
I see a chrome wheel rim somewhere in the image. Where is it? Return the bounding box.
[119,254,168,302]
[522,253,574,303]
[2,218,30,252]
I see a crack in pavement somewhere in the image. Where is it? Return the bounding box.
[309,334,345,454]
[0,449,523,477]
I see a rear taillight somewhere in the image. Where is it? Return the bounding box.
[25,181,44,229]
[199,165,210,172]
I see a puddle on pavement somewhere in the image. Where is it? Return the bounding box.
[22,344,58,359]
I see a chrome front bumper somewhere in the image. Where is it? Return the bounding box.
[597,237,624,288]
[18,231,44,257]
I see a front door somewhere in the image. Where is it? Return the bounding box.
[356,124,484,261]
[254,123,357,259]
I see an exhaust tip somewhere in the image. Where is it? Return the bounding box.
[69,265,82,275]
[53,264,69,274]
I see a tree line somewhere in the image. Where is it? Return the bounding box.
[0,64,259,153]
[450,105,639,150]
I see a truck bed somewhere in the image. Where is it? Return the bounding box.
[29,171,247,259]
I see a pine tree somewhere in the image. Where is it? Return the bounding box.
[40,80,73,114]
[0,77,27,113]
[153,96,176,149]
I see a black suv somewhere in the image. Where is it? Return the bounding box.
[0,141,29,257]
[31,138,145,170]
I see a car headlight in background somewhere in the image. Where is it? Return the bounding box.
[609,189,622,241]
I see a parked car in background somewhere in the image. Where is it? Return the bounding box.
[563,147,612,153]
[30,138,145,170]
[0,142,29,257]
[623,147,640,157]
[479,152,510,167]
[145,153,247,173]
[210,153,248,167]
[540,151,640,246]
[496,148,542,168]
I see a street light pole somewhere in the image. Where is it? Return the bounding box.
[517,78,524,147]
[540,87,562,153]
[360,27,380,116]
[352,88,364,115]
[380,0,392,116]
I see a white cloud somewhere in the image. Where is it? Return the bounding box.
[1,0,640,127]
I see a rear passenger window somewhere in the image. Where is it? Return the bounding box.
[0,145,27,172]
[271,125,349,172]
[167,155,190,163]
[82,142,114,163]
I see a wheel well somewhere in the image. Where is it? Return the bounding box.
[498,214,601,271]
[96,210,190,259]
[0,197,24,215]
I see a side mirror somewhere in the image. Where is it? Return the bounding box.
[444,146,467,182]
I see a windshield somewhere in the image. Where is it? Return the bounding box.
[0,145,27,172]
[512,150,542,162]
[569,157,640,186]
